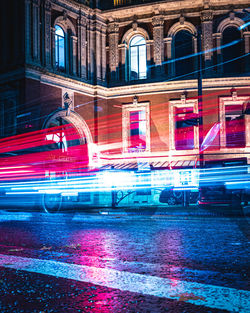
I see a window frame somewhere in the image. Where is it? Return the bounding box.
[219,94,249,150]
[122,99,150,154]
[169,96,199,153]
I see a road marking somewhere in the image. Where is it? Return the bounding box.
[0,254,249,312]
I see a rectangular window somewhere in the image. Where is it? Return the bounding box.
[129,110,146,151]
[225,104,245,147]
[175,107,195,150]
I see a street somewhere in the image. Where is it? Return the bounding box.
[0,210,249,312]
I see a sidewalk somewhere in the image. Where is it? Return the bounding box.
[98,204,248,217]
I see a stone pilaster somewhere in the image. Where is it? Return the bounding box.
[87,21,95,82]
[78,15,87,80]
[101,25,107,82]
[152,16,164,75]
[25,0,32,63]
[96,23,102,83]
[108,22,119,81]
[51,27,55,68]
[32,0,40,63]
[44,0,52,68]
[72,35,78,76]
[201,9,213,75]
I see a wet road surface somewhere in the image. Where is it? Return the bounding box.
[0,211,249,312]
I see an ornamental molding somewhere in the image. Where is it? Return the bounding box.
[219,93,250,148]
[24,67,250,100]
[42,109,94,162]
[54,15,76,35]
[201,9,213,22]
[121,27,150,44]
[167,20,197,37]
[122,98,151,153]
[217,16,245,33]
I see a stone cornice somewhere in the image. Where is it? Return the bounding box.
[100,0,249,22]
[24,67,250,99]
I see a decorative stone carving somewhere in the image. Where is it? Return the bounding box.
[132,22,137,31]
[152,16,164,66]
[179,15,185,25]
[201,10,213,61]
[63,92,73,116]
[201,10,213,22]
[108,22,119,72]
[229,12,235,21]
[203,0,210,9]
[63,10,67,21]
[44,0,51,11]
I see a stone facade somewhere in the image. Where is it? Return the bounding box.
[0,0,249,169]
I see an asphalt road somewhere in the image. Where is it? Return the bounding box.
[0,211,249,312]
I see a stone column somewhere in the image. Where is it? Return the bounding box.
[72,35,78,76]
[32,0,40,63]
[96,24,102,83]
[44,0,52,68]
[51,27,55,69]
[243,32,250,73]
[214,33,223,74]
[78,15,87,80]
[101,25,107,82]
[25,0,32,63]
[152,15,164,76]
[108,22,119,81]
[201,10,213,76]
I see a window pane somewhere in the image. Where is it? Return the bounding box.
[174,30,194,78]
[139,45,147,78]
[225,105,245,147]
[175,107,194,150]
[129,110,146,150]
[130,46,138,79]
[55,25,65,70]
[129,35,147,80]
[55,25,64,37]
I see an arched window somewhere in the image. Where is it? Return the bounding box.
[55,25,65,71]
[222,26,243,74]
[129,35,147,80]
[174,30,194,78]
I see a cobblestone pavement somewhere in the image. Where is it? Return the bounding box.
[0,211,249,312]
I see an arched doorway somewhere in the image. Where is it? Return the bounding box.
[40,109,94,213]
